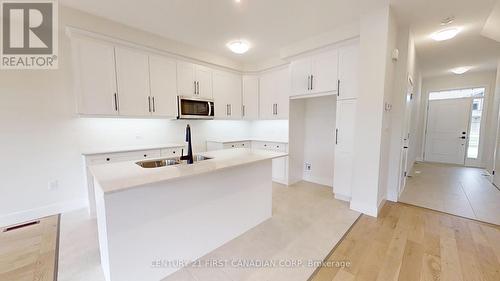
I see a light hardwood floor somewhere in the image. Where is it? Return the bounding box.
[309,202,500,281]
[0,215,59,281]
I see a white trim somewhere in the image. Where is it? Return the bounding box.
[302,175,333,187]
[350,201,378,217]
[0,198,87,227]
[334,193,351,202]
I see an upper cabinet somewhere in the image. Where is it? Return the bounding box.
[290,49,338,97]
[73,38,119,116]
[259,67,290,120]
[148,55,178,117]
[338,43,359,100]
[212,70,242,119]
[114,47,151,116]
[242,75,259,120]
[177,62,213,99]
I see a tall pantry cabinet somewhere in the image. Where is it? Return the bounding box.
[333,43,359,201]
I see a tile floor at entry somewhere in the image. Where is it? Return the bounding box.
[400,162,500,225]
[58,181,360,281]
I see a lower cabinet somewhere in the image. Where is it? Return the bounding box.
[333,99,357,201]
[206,140,289,184]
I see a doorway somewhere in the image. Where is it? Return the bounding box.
[424,87,485,165]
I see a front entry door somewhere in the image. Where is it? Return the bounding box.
[424,98,471,165]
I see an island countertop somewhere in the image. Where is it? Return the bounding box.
[89,148,287,194]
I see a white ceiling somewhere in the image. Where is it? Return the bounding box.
[61,0,500,76]
[60,0,370,65]
[391,0,500,77]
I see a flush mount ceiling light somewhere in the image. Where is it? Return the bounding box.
[451,66,471,74]
[431,28,460,41]
[227,40,250,54]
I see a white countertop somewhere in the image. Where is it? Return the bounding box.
[206,138,288,144]
[81,143,185,155]
[90,148,287,194]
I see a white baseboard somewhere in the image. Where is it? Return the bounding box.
[272,178,289,186]
[334,193,351,202]
[0,198,87,227]
[302,175,333,187]
[350,200,378,217]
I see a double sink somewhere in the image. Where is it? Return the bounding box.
[136,155,212,168]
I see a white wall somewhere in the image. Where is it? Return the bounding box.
[386,27,422,201]
[350,5,395,217]
[417,71,498,171]
[250,120,289,141]
[493,60,500,184]
[0,6,280,226]
[302,96,336,186]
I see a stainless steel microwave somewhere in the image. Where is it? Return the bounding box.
[177,96,215,119]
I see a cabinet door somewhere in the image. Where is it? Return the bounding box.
[272,157,287,183]
[149,55,177,117]
[213,71,242,119]
[274,67,290,120]
[311,49,338,94]
[290,58,311,96]
[338,44,359,100]
[333,99,357,198]
[177,61,196,97]
[73,39,118,115]
[115,47,151,116]
[195,65,213,98]
[259,71,276,120]
[242,75,259,120]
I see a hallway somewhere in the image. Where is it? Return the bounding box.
[400,162,500,225]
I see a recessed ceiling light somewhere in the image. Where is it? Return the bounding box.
[451,66,471,74]
[227,40,250,54]
[431,28,460,41]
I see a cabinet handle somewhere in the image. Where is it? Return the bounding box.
[148,96,151,112]
[275,104,278,115]
[242,105,245,117]
[194,81,197,95]
[152,96,156,112]
[114,93,118,111]
[307,75,311,90]
[311,75,314,90]
[196,81,200,95]
[335,129,339,144]
[337,80,340,97]
[272,104,275,115]
[229,104,232,116]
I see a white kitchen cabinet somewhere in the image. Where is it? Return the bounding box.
[333,99,357,201]
[206,140,289,184]
[338,43,359,100]
[290,49,338,97]
[242,75,259,120]
[213,71,242,119]
[177,61,213,98]
[148,55,178,117]
[73,38,118,116]
[259,67,290,120]
[114,47,151,116]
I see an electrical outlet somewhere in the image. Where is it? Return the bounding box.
[304,163,312,171]
[48,180,59,191]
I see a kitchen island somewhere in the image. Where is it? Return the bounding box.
[90,148,287,281]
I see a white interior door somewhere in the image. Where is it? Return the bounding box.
[424,98,471,165]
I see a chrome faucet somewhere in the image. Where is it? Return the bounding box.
[180,124,194,164]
